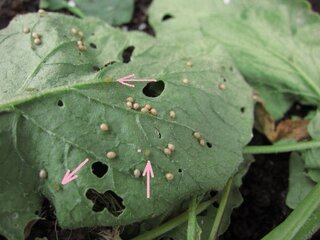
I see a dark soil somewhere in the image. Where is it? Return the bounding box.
[1,0,320,240]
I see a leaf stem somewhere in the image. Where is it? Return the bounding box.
[208,177,233,240]
[132,198,215,240]
[187,196,201,240]
[242,140,320,154]
[262,181,320,240]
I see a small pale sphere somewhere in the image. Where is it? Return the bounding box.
[137,148,142,153]
[126,101,133,108]
[141,107,148,113]
[193,132,201,139]
[23,27,30,33]
[218,83,226,90]
[106,151,117,159]
[186,61,193,67]
[32,32,40,38]
[100,123,109,132]
[39,169,47,179]
[182,78,189,84]
[38,9,47,16]
[169,110,176,119]
[71,28,78,35]
[144,104,152,110]
[126,97,134,102]
[199,139,206,146]
[34,38,41,45]
[164,148,172,155]
[133,169,141,178]
[133,103,140,110]
[78,44,86,51]
[78,31,84,38]
[165,173,174,181]
[150,108,158,116]
[77,40,83,46]
[167,143,175,152]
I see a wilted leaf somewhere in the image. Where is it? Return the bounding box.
[0,13,253,239]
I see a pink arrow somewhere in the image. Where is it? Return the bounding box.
[142,160,154,199]
[116,74,157,87]
[61,158,89,185]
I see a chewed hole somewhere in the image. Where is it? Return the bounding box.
[240,107,245,113]
[86,189,125,217]
[104,61,116,67]
[178,168,182,173]
[143,80,165,97]
[57,100,64,107]
[90,43,97,49]
[122,46,135,63]
[199,209,208,216]
[92,66,100,72]
[155,128,161,138]
[162,14,174,21]
[91,161,108,178]
[213,202,220,208]
[206,142,212,148]
[0,235,7,240]
[210,191,218,197]
[223,78,227,82]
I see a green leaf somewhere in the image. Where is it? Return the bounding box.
[303,110,320,170]
[286,152,315,209]
[149,0,320,118]
[263,181,320,240]
[0,13,253,239]
[40,0,134,25]
[157,155,253,240]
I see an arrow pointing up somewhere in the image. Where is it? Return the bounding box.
[142,160,154,199]
[116,74,157,87]
[61,158,89,185]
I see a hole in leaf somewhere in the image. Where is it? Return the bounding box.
[91,161,108,178]
[199,209,208,216]
[154,128,162,138]
[223,78,227,82]
[86,189,125,217]
[57,100,64,107]
[0,235,7,240]
[122,46,135,63]
[178,168,182,173]
[143,80,165,97]
[213,202,220,208]
[90,43,97,49]
[206,142,212,148]
[210,191,218,197]
[240,107,245,113]
[104,61,116,67]
[92,66,100,72]
[162,14,174,21]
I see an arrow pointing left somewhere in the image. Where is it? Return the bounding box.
[61,158,89,185]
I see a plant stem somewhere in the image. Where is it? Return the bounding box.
[262,181,320,240]
[208,177,233,240]
[187,196,201,240]
[132,198,215,240]
[242,140,320,154]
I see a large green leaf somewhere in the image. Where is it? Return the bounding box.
[40,0,134,25]
[0,13,253,239]
[149,0,320,118]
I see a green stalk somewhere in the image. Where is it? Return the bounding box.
[187,196,201,240]
[208,177,233,240]
[262,181,320,240]
[132,198,215,240]
[242,140,320,154]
